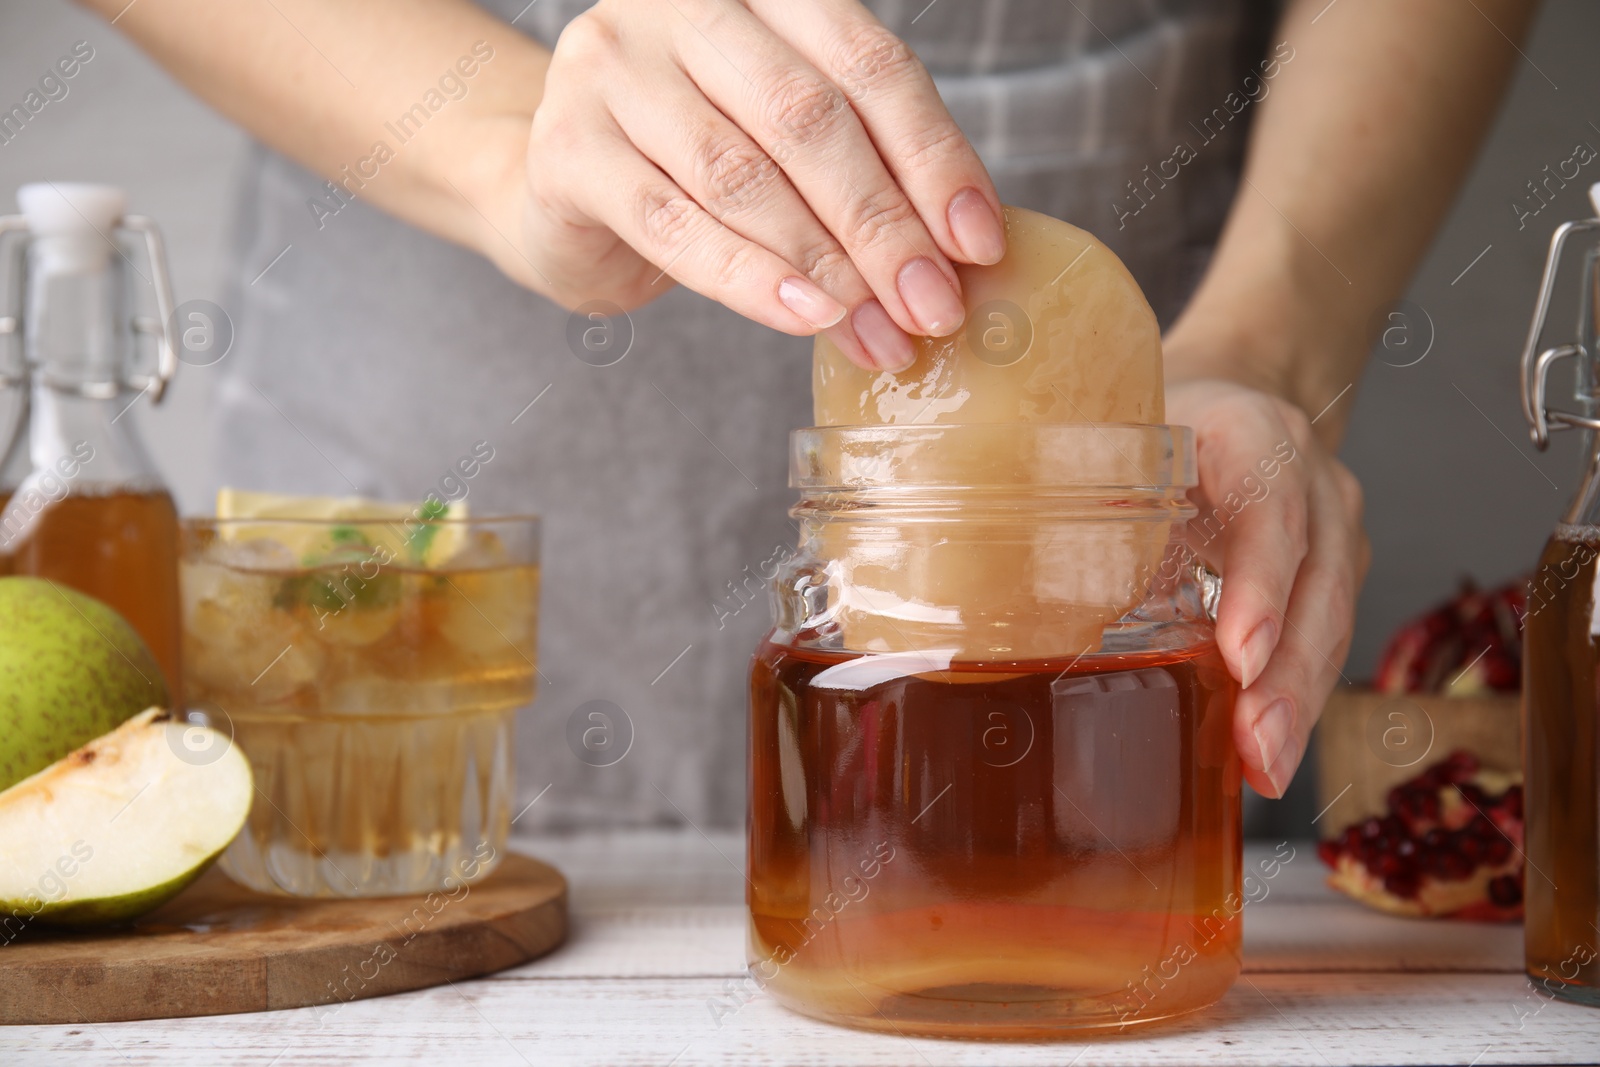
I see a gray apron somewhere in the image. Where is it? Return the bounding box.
[215,0,1257,829]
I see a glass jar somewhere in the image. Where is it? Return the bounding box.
[180,515,540,897]
[747,424,1242,1038]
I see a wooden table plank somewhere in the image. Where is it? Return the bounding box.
[491,898,1523,984]
[515,906,745,979]
[526,829,747,908]
[4,973,1592,1066]
[503,832,1523,979]
[0,832,1592,1066]
[1244,901,1522,974]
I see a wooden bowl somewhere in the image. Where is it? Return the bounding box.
[1313,687,1521,837]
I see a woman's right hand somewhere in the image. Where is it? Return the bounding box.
[499,0,1005,372]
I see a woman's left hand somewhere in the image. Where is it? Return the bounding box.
[1165,377,1371,798]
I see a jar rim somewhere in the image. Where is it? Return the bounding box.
[791,424,1196,492]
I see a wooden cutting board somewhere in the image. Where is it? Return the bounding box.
[1,853,567,1025]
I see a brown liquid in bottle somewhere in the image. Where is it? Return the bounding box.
[1522,532,1600,1002]
[747,638,1242,1037]
[0,488,183,705]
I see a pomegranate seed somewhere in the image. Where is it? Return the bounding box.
[1503,785,1523,819]
[1439,852,1473,881]
[1486,837,1513,866]
[1488,875,1523,907]
[1384,870,1421,899]
[1317,840,1338,867]
[1444,750,1480,782]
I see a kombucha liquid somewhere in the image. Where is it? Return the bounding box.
[748,637,1242,1037]
[181,546,538,897]
[1522,530,1600,1004]
[0,488,183,704]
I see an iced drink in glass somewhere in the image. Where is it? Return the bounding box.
[179,514,539,897]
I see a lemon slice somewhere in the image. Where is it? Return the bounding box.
[214,488,469,568]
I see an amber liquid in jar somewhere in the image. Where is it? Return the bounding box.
[748,637,1242,1038]
[1522,530,1600,1004]
[0,487,183,703]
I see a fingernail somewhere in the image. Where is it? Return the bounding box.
[852,300,916,372]
[1240,618,1279,689]
[1253,698,1297,797]
[897,257,965,337]
[947,187,1005,265]
[821,322,878,373]
[778,276,847,329]
[1267,732,1302,799]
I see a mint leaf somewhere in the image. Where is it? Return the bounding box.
[405,498,450,563]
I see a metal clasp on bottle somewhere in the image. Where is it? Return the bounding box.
[0,216,27,395]
[1521,196,1600,449]
[0,211,180,405]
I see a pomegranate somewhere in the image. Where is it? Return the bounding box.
[1373,579,1525,696]
[1318,750,1524,921]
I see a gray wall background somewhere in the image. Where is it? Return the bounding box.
[1,0,1596,685]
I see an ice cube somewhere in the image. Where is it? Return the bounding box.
[180,559,324,703]
[437,567,539,661]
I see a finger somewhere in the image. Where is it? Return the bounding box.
[665,3,967,339]
[747,0,1006,266]
[822,299,912,371]
[523,34,670,308]
[606,62,921,370]
[608,61,867,301]
[562,128,849,336]
[1190,428,1310,690]
[1231,470,1363,798]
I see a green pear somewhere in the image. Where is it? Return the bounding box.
[0,708,252,929]
[0,576,169,793]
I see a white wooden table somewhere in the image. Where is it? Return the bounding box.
[5,832,1597,1065]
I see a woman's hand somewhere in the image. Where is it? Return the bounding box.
[504,0,1005,372]
[1165,378,1371,799]
[1142,0,1537,798]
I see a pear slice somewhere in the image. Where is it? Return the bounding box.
[0,708,252,928]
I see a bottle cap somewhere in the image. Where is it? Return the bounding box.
[16,182,127,272]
